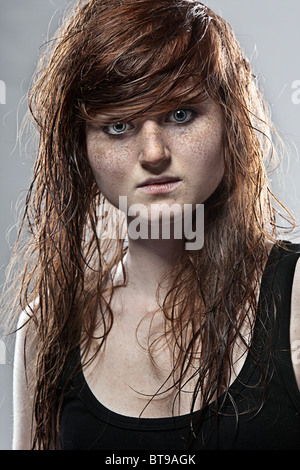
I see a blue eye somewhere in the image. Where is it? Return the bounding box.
[169,109,194,124]
[104,123,131,135]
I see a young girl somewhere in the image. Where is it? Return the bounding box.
[9,0,300,450]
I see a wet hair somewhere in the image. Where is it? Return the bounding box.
[3,0,296,449]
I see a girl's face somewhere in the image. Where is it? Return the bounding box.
[86,95,224,224]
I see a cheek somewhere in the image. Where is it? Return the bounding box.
[86,138,128,190]
[181,122,224,176]
[174,117,224,204]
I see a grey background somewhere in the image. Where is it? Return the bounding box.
[0,0,299,449]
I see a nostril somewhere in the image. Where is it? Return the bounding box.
[139,145,171,165]
[139,138,170,162]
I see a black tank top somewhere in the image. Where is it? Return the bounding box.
[59,242,300,450]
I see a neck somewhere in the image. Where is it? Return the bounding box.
[124,237,184,301]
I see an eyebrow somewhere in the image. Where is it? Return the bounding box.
[88,95,211,126]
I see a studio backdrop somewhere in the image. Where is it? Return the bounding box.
[0,0,299,450]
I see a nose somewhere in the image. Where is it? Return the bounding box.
[138,120,171,168]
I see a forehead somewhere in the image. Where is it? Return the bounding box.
[86,83,210,124]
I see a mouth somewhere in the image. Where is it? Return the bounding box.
[137,176,182,194]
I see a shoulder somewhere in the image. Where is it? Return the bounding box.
[290,256,300,391]
[14,304,39,367]
[13,306,38,449]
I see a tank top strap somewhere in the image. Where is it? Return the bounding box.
[268,242,300,343]
[255,241,300,326]
[259,241,300,411]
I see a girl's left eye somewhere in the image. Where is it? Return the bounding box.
[167,109,195,124]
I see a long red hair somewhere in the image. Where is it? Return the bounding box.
[3,0,296,449]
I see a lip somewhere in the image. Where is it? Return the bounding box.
[137,176,182,194]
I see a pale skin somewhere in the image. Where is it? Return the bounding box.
[82,98,225,416]
[12,97,300,449]
[81,98,221,413]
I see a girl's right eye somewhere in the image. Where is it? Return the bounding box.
[103,122,132,136]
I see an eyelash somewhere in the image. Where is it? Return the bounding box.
[102,107,197,137]
[167,108,197,125]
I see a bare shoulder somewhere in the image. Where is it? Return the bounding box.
[13,307,38,450]
[290,257,300,391]
[14,306,38,367]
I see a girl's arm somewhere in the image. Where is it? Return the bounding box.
[12,311,36,450]
[291,258,300,391]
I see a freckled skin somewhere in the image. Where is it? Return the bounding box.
[86,98,224,216]
[84,100,226,416]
